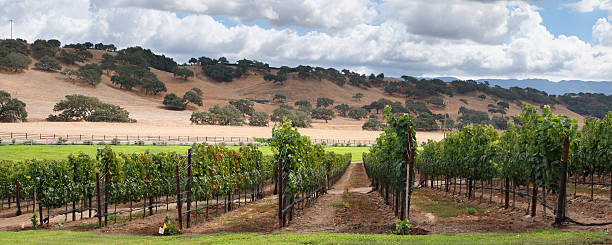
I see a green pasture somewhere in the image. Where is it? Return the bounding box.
[0,145,369,162]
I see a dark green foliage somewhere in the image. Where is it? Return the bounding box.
[59,49,91,64]
[0,52,31,72]
[405,99,432,114]
[273,94,287,103]
[477,94,487,100]
[190,104,245,126]
[348,106,368,120]
[100,54,117,74]
[414,112,440,131]
[172,67,194,80]
[491,116,508,130]
[369,98,393,114]
[362,117,384,131]
[34,56,61,72]
[450,80,484,94]
[459,99,468,104]
[77,64,102,87]
[457,106,491,126]
[249,111,269,127]
[47,94,135,122]
[115,46,177,72]
[294,100,312,111]
[110,75,139,90]
[31,39,60,59]
[311,108,334,123]
[347,72,371,88]
[497,101,510,109]
[163,93,186,110]
[264,69,288,85]
[0,39,30,56]
[316,97,334,108]
[183,89,203,106]
[203,63,234,82]
[271,106,311,127]
[140,72,167,95]
[426,97,445,107]
[559,93,612,119]
[229,99,254,116]
[334,104,349,117]
[0,90,27,122]
[92,43,116,51]
[352,92,364,101]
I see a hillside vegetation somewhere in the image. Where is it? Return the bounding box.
[1,39,608,130]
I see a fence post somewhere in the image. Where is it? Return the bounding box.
[555,137,569,224]
[405,129,414,220]
[96,172,102,228]
[186,149,192,228]
[176,164,182,230]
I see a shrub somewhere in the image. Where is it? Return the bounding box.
[190,104,245,126]
[491,116,508,130]
[270,106,311,127]
[0,90,27,122]
[311,108,334,123]
[249,111,269,127]
[77,64,102,87]
[34,56,61,72]
[0,52,31,72]
[273,94,286,103]
[229,99,254,116]
[163,93,186,110]
[183,89,203,107]
[362,118,384,131]
[316,97,334,108]
[348,107,368,120]
[334,104,349,117]
[172,67,194,80]
[477,94,486,100]
[47,94,135,122]
[426,97,445,107]
[414,113,440,131]
[390,219,412,235]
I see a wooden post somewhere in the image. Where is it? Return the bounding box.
[72,159,77,221]
[15,180,21,216]
[186,149,192,228]
[278,157,284,228]
[104,159,109,226]
[555,137,569,224]
[405,129,414,220]
[96,172,102,228]
[176,164,183,230]
[504,177,510,209]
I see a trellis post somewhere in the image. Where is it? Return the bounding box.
[555,137,570,224]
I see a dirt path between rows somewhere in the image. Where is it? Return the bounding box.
[282,162,397,233]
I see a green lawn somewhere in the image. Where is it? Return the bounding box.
[0,230,608,245]
[0,145,368,162]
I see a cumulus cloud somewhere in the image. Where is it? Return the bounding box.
[566,0,612,13]
[1,0,612,81]
[593,17,612,45]
[89,0,379,30]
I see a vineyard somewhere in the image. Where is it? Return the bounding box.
[0,112,610,243]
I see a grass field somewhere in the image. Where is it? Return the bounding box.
[0,145,369,162]
[0,230,608,245]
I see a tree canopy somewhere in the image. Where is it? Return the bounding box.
[0,90,27,122]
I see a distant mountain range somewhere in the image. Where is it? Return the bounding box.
[433,77,612,96]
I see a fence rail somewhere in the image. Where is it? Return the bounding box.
[0,132,375,146]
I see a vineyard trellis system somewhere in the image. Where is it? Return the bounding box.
[267,120,352,228]
[0,144,274,230]
[415,107,611,226]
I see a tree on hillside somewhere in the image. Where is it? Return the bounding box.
[100,54,116,75]
[190,104,244,126]
[31,39,60,58]
[77,64,102,87]
[0,90,27,122]
[59,49,84,64]
[249,111,269,127]
[183,89,203,106]
[110,75,139,90]
[163,93,186,110]
[0,52,31,72]
[334,103,349,117]
[352,92,364,101]
[497,101,510,109]
[273,93,287,103]
[229,99,255,116]
[312,108,334,123]
[362,117,383,131]
[34,56,62,72]
[0,39,30,56]
[60,68,79,84]
[316,97,334,108]
[294,100,312,111]
[47,94,134,122]
[188,57,198,65]
[173,67,194,80]
[348,106,368,120]
[478,94,487,100]
[140,72,167,95]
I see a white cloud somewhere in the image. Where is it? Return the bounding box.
[593,17,612,46]
[566,0,612,13]
[1,0,612,82]
[89,0,379,30]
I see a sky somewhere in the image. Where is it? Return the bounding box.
[2,0,612,82]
